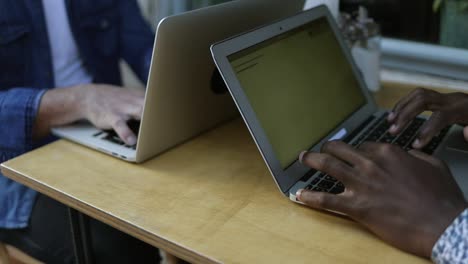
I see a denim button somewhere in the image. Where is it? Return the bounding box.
[100,19,110,30]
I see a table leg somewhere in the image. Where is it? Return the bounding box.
[68,208,94,264]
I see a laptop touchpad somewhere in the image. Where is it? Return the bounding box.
[443,125,468,153]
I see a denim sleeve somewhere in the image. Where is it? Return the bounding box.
[432,209,468,264]
[0,88,46,153]
[118,0,155,84]
[0,87,46,228]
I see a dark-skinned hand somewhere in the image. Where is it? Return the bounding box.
[296,141,467,258]
[387,88,468,149]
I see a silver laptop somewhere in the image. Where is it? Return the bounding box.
[52,0,305,163]
[211,5,468,201]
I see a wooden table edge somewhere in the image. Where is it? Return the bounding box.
[0,163,220,264]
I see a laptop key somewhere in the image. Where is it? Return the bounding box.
[395,136,411,147]
[330,185,345,194]
[367,134,380,142]
[317,180,335,190]
[93,131,104,137]
[393,118,424,148]
[300,169,317,182]
[317,173,326,179]
[325,175,337,182]
[422,139,441,154]
[380,132,396,144]
[312,187,326,192]
[104,135,125,145]
[310,177,320,186]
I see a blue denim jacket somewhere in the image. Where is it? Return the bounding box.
[0,0,154,228]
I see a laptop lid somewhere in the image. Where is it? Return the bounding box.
[135,0,306,163]
[211,6,378,195]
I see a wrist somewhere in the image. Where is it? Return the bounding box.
[72,84,92,120]
[422,203,468,257]
[34,85,92,139]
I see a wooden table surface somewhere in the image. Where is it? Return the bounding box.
[2,82,454,264]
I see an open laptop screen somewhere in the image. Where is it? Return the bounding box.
[228,17,366,169]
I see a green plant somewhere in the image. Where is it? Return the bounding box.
[433,0,468,12]
[438,0,468,49]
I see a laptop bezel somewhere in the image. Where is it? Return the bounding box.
[211,5,378,195]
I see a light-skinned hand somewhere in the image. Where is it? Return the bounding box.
[79,84,144,145]
[35,84,144,145]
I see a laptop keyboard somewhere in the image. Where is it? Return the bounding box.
[304,113,451,194]
[92,120,140,150]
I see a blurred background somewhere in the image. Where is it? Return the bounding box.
[136,0,232,28]
[127,0,468,91]
[136,0,467,48]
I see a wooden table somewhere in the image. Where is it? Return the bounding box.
[2,82,448,264]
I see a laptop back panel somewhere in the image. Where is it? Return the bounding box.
[135,0,306,162]
[211,6,378,194]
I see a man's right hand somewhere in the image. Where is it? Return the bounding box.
[34,84,145,145]
[387,88,468,149]
[80,84,144,145]
[297,141,467,258]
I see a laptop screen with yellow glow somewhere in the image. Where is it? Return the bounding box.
[228,18,366,169]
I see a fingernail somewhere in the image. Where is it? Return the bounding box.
[296,189,305,201]
[388,112,396,120]
[126,136,137,146]
[389,124,398,133]
[412,139,421,148]
[299,151,308,164]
